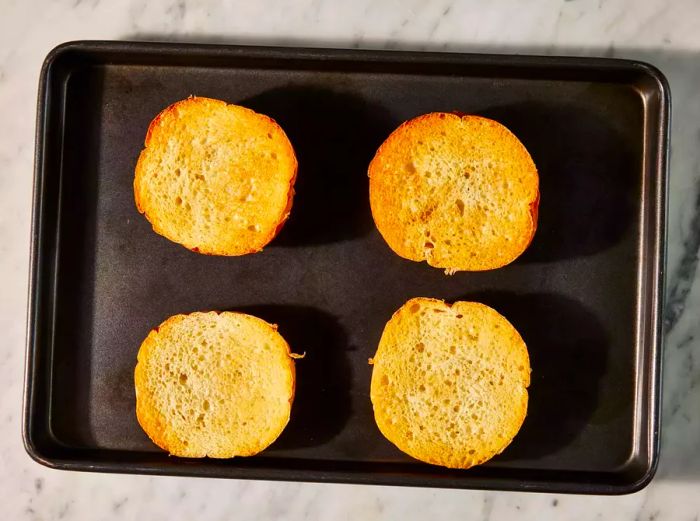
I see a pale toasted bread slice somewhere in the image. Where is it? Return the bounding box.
[135,311,296,458]
[370,297,530,469]
[134,97,297,255]
[369,113,539,272]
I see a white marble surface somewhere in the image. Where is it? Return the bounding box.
[2,0,700,519]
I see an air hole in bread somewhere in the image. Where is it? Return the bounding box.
[419,384,426,392]
[455,199,465,215]
[175,196,183,206]
[449,346,456,355]
[409,303,421,313]
[380,375,389,386]
[179,373,188,384]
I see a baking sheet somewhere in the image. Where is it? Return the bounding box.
[24,41,669,494]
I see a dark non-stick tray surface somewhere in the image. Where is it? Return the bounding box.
[24,41,669,494]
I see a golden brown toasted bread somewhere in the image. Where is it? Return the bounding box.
[370,297,530,469]
[369,113,539,272]
[135,311,296,458]
[134,97,297,255]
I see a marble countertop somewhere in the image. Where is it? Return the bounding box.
[3,0,700,519]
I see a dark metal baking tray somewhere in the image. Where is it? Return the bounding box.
[24,40,669,494]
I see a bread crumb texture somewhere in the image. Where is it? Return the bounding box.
[369,113,539,271]
[134,97,297,255]
[135,311,296,458]
[370,297,530,469]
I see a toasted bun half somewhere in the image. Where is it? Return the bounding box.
[369,113,538,272]
[134,97,297,255]
[370,297,530,469]
[135,311,296,458]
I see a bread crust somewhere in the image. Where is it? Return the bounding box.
[134,97,297,256]
[369,113,539,272]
